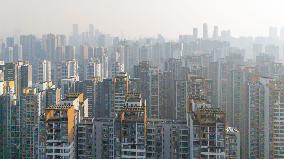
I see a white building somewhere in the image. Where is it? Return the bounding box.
[86,59,101,80]
[38,60,51,82]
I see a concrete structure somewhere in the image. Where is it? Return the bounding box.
[203,23,208,39]
[187,96,226,159]
[134,61,160,118]
[77,118,93,158]
[95,79,113,118]
[113,72,128,113]
[38,60,51,83]
[225,127,240,159]
[86,59,101,80]
[20,88,40,159]
[146,119,190,159]
[45,105,77,158]
[247,79,265,159]
[118,93,147,159]
[93,118,115,159]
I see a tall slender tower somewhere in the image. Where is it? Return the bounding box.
[203,23,208,39]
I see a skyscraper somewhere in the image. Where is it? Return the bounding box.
[73,24,79,37]
[42,34,56,62]
[117,93,147,158]
[193,27,198,39]
[225,127,240,159]
[20,35,38,62]
[83,79,99,117]
[0,85,19,158]
[134,61,160,118]
[65,45,76,61]
[89,24,94,37]
[38,60,51,83]
[203,23,208,39]
[20,88,40,158]
[95,79,113,118]
[269,26,278,39]
[247,79,265,159]
[13,44,22,61]
[213,25,219,39]
[6,37,14,48]
[113,72,128,113]
[93,118,115,158]
[45,105,77,158]
[187,96,226,158]
[77,118,93,158]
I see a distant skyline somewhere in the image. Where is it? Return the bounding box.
[1,0,284,39]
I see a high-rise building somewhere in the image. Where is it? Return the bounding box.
[269,81,284,159]
[20,88,40,158]
[160,58,186,119]
[113,72,128,113]
[252,44,263,60]
[269,26,278,39]
[134,61,160,118]
[94,47,108,78]
[60,78,77,100]
[228,67,244,129]
[93,118,115,159]
[203,23,208,39]
[242,76,284,159]
[117,93,147,158]
[7,47,13,62]
[45,104,77,158]
[128,78,141,94]
[256,77,274,159]
[62,59,79,80]
[86,59,101,80]
[213,25,219,39]
[209,59,229,110]
[89,24,94,37]
[18,63,32,94]
[36,81,61,114]
[6,37,14,48]
[60,93,89,117]
[77,118,93,158]
[220,30,231,41]
[38,60,51,83]
[225,127,240,159]
[42,34,56,62]
[95,79,113,118]
[73,24,79,37]
[181,54,213,78]
[69,24,80,46]
[55,46,65,62]
[111,62,124,77]
[193,27,198,39]
[4,61,32,97]
[175,80,188,120]
[65,45,76,61]
[0,83,19,158]
[146,119,190,159]
[3,62,16,82]
[12,44,22,61]
[280,27,284,41]
[247,79,265,158]
[88,47,95,58]
[187,96,226,159]
[83,79,99,117]
[265,44,279,60]
[20,35,37,61]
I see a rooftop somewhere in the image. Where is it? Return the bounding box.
[226,127,239,133]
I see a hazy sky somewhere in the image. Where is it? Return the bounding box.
[1,0,284,39]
